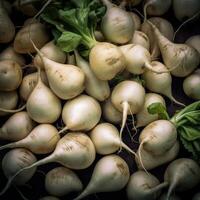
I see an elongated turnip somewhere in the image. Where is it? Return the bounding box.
[129,31,150,51]
[90,123,137,158]
[74,155,130,200]
[126,171,168,200]
[149,21,200,77]
[164,158,200,199]
[19,71,49,101]
[135,141,180,170]
[0,148,37,195]
[111,80,145,140]
[142,61,185,106]
[101,0,135,44]
[0,60,22,91]
[120,44,168,75]
[32,41,85,100]
[0,46,25,66]
[136,93,166,128]
[0,91,18,116]
[141,17,174,59]
[60,95,101,133]
[75,51,110,101]
[45,167,83,197]
[173,0,200,21]
[14,21,49,53]
[183,69,200,100]
[0,111,36,141]
[0,124,60,154]
[102,98,122,124]
[26,67,61,123]
[34,40,66,69]
[185,35,200,54]
[0,0,15,43]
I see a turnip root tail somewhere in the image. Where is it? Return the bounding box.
[101,0,113,8]
[173,10,200,41]
[58,126,68,135]
[121,142,138,160]
[119,101,129,151]
[166,180,177,200]
[143,0,154,21]
[0,104,26,113]
[0,155,54,196]
[138,139,149,175]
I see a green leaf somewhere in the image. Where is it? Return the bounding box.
[57,31,82,52]
[179,126,200,141]
[147,102,169,120]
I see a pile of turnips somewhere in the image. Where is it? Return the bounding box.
[0,0,200,200]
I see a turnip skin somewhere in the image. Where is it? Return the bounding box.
[126,171,168,200]
[101,0,135,44]
[89,42,126,80]
[0,111,36,142]
[74,155,130,200]
[136,93,166,128]
[45,167,83,197]
[186,35,200,54]
[0,91,18,116]
[183,69,200,100]
[135,141,180,170]
[164,158,200,199]
[0,60,22,91]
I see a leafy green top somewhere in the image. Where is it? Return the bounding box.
[40,0,106,53]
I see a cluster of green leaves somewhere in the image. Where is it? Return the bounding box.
[171,101,200,162]
[40,0,106,53]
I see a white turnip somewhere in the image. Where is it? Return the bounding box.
[75,51,110,101]
[126,171,168,200]
[101,0,135,44]
[74,155,130,200]
[183,69,200,100]
[45,167,83,197]
[185,35,200,54]
[0,111,36,141]
[0,60,22,91]
[164,158,200,199]
[0,124,60,154]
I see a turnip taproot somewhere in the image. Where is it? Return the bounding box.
[111,80,145,141]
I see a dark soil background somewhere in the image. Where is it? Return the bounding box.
[0,0,200,199]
